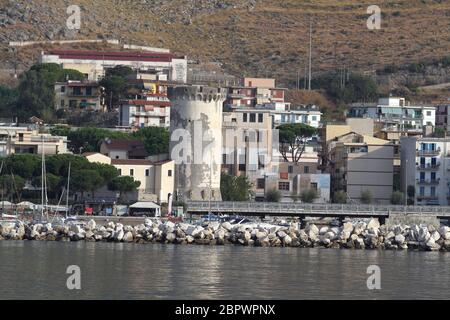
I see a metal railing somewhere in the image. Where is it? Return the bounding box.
[186,201,450,216]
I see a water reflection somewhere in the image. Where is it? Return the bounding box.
[1,242,450,299]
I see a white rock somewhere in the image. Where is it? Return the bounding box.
[439,226,450,237]
[319,226,329,235]
[306,224,319,235]
[386,231,395,240]
[283,234,292,245]
[165,221,175,229]
[70,224,83,234]
[394,234,405,245]
[431,231,441,242]
[87,219,96,230]
[367,218,380,230]
[277,230,287,238]
[222,222,232,231]
[243,231,251,242]
[186,235,194,243]
[166,232,176,242]
[342,222,353,233]
[106,221,115,229]
[339,230,351,241]
[144,218,152,227]
[444,232,450,240]
[299,230,309,242]
[208,221,220,231]
[307,230,318,241]
[115,229,124,241]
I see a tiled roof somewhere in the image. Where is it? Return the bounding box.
[47,50,176,62]
[102,139,144,150]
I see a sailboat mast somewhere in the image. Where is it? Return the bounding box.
[66,162,71,218]
[41,136,44,219]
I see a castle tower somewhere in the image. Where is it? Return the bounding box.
[168,85,227,201]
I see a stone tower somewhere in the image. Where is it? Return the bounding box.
[168,85,227,201]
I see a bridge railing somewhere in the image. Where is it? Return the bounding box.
[186,201,450,216]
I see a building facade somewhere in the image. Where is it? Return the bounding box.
[54,81,106,111]
[401,136,450,206]
[41,50,188,83]
[348,97,436,131]
[328,132,394,204]
[168,85,226,201]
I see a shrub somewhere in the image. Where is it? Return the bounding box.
[360,190,373,204]
[333,190,347,204]
[390,191,404,205]
[266,188,281,202]
[300,189,318,203]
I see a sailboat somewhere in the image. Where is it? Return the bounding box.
[0,161,22,227]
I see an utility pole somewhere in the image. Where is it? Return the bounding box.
[308,17,313,91]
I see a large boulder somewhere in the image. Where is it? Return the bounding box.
[367,218,380,229]
[221,222,232,231]
[394,234,405,245]
[87,219,96,230]
[342,222,354,233]
[283,234,292,246]
[306,224,319,235]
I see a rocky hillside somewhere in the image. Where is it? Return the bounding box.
[1,0,450,87]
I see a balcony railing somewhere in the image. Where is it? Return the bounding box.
[416,148,441,156]
[417,163,440,170]
[416,178,440,185]
[417,195,438,201]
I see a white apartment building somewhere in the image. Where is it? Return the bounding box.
[83,153,174,204]
[119,98,170,128]
[349,97,435,131]
[40,50,188,83]
[257,102,322,128]
[0,127,68,156]
[401,136,450,206]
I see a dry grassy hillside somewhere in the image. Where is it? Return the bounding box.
[1,0,450,86]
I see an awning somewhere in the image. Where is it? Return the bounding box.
[380,107,403,115]
[129,201,160,209]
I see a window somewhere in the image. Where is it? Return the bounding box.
[168,170,172,177]
[310,182,318,190]
[427,111,431,116]
[304,166,309,173]
[69,100,77,108]
[60,100,65,107]
[86,87,92,96]
[243,113,248,122]
[61,86,65,93]
[145,169,149,177]
[250,113,256,123]
[420,172,425,181]
[288,166,293,173]
[431,172,436,181]
[419,186,425,196]
[312,116,317,121]
[278,182,290,191]
[73,87,81,95]
[118,169,122,175]
[431,186,436,196]
[130,169,134,176]
[258,155,265,169]
[258,113,263,123]
[257,178,265,189]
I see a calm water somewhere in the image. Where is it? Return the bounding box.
[0,241,449,300]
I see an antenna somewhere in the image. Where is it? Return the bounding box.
[308,16,313,91]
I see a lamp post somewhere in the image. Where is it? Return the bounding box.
[404,158,408,206]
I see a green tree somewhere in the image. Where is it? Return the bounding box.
[220,173,253,201]
[32,173,62,200]
[0,86,18,118]
[108,176,141,201]
[0,174,25,201]
[360,190,373,204]
[300,188,318,203]
[333,190,347,204]
[100,66,134,110]
[132,126,170,155]
[71,169,104,200]
[15,63,84,121]
[266,188,281,202]
[434,127,446,138]
[390,191,404,205]
[278,123,317,163]
[3,154,40,180]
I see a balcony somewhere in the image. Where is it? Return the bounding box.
[417,195,438,201]
[416,178,440,185]
[416,148,441,156]
[417,163,440,170]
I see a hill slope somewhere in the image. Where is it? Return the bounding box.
[1,0,450,86]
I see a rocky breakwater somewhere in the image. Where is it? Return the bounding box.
[1,218,450,251]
